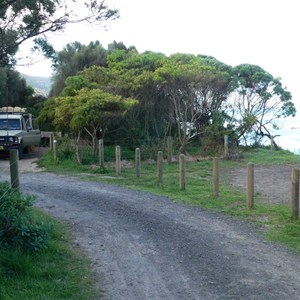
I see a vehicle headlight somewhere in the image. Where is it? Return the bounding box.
[8,136,18,143]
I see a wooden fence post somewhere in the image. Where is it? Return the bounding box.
[179,154,186,191]
[213,157,219,197]
[99,139,104,168]
[135,148,141,178]
[167,136,173,164]
[53,139,57,161]
[9,149,19,191]
[247,162,254,209]
[224,135,229,158]
[291,168,299,220]
[49,133,54,151]
[115,145,121,177]
[157,151,163,185]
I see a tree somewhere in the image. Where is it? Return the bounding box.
[40,87,137,162]
[0,0,118,66]
[105,50,169,143]
[58,50,170,145]
[54,50,234,150]
[0,67,34,107]
[50,41,108,96]
[154,54,232,153]
[228,64,296,147]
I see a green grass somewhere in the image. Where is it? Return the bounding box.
[243,147,300,164]
[39,147,300,254]
[0,209,100,300]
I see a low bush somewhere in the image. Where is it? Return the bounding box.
[0,182,48,252]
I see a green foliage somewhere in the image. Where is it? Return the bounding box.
[0,210,99,299]
[0,67,36,107]
[229,64,296,143]
[0,1,118,67]
[0,182,48,252]
[50,88,138,148]
[45,43,296,154]
[37,97,56,131]
[153,54,232,152]
[51,41,109,96]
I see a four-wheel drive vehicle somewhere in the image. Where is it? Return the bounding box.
[0,107,41,159]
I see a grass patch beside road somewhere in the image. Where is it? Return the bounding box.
[39,147,300,253]
[0,209,99,299]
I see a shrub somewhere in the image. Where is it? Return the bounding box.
[0,182,48,252]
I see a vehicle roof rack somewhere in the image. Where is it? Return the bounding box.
[0,107,28,115]
[0,107,27,113]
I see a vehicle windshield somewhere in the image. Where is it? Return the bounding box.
[0,119,21,130]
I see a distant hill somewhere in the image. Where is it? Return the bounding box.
[21,74,52,97]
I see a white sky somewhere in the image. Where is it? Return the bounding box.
[16,0,300,111]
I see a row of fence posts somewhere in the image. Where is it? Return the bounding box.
[103,142,300,220]
[13,134,298,220]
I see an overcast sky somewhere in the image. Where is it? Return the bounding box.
[17,0,300,111]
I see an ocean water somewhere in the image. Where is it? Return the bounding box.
[267,117,300,155]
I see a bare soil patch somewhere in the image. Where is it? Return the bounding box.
[224,163,299,204]
[0,147,48,173]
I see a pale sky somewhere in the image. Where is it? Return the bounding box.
[17,0,300,111]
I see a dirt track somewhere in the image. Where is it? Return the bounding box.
[0,147,47,173]
[18,173,300,299]
[1,153,300,299]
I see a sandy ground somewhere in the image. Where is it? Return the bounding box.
[0,147,47,173]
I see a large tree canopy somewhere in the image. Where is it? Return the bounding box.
[0,67,35,107]
[228,64,296,145]
[40,87,137,162]
[0,0,118,66]
[50,41,108,96]
[40,42,296,154]
[154,54,232,153]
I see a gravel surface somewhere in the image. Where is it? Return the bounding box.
[1,153,300,299]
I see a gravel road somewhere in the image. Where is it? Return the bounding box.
[1,154,300,299]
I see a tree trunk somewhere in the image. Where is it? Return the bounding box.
[179,144,187,155]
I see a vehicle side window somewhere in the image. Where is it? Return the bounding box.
[26,119,32,130]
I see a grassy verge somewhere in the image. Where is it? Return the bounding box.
[0,209,99,299]
[39,147,300,253]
